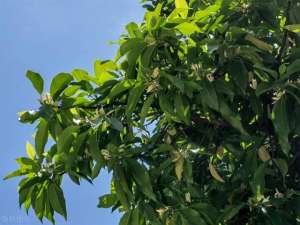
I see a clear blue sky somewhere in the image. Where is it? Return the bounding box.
[0,1,144,224]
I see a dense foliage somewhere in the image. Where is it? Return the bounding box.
[5,0,300,224]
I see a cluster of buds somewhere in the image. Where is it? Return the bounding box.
[40,92,54,105]
[146,67,161,93]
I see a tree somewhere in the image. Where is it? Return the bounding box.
[5,0,300,224]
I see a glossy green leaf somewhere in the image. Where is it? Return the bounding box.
[126,159,156,200]
[48,182,67,220]
[50,73,73,100]
[35,119,49,157]
[26,70,44,94]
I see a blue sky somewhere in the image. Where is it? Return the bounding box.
[0,1,144,224]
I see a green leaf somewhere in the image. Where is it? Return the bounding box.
[126,82,144,118]
[141,45,156,68]
[126,159,156,200]
[44,199,55,224]
[274,158,288,177]
[176,22,200,36]
[181,208,206,225]
[113,175,130,209]
[19,176,42,193]
[126,22,142,38]
[18,110,39,124]
[109,117,123,131]
[89,133,104,163]
[175,0,189,18]
[162,73,185,92]
[115,166,132,201]
[194,0,221,20]
[26,70,44,94]
[97,194,117,208]
[220,203,245,223]
[228,58,248,93]
[272,96,290,155]
[255,82,274,96]
[252,162,268,198]
[35,119,49,157]
[129,208,139,225]
[159,93,174,116]
[200,81,219,111]
[174,94,190,124]
[48,182,67,220]
[26,142,36,160]
[57,126,79,153]
[120,38,145,56]
[285,24,300,34]
[119,212,131,225]
[50,73,73,100]
[19,185,32,208]
[104,79,136,102]
[72,69,92,82]
[34,184,46,220]
[94,60,117,85]
[3,170,27,180]
[219,99,248,135]
[140,94,154,125]
[283,59,300,79]
[91,161,103,179]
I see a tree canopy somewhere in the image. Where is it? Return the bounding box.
[5,0,300,224]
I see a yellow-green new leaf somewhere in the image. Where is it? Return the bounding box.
[94,60,117,85]
[26,142,36,160]
[176,22,200,36]
[175,0,189,18]
[285,24,300,34]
